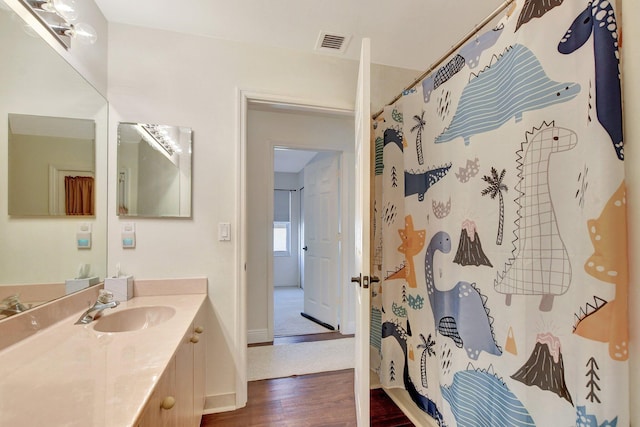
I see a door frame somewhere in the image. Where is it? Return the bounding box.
[237,90,355,407]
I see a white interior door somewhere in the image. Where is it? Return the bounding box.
[353,38,371,427]
[303,153,340,328]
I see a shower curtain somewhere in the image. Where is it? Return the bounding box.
[371,1,629,425]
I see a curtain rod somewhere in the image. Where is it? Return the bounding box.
[275,188,297,192]
[372,0,516,119]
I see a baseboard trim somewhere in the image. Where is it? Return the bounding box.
[383,387,440,427]
[204,393,238,414]
[248,328,269,344]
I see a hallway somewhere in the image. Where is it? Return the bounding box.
[274,287,332,337]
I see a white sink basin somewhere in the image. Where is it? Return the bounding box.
[93,306,176,332]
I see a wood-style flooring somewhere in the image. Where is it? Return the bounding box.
[200,369,414,427]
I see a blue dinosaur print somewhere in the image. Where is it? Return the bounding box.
[435,44,581,145]
[422,24,504,103]
[424,232,502,360]
[558,0,623,160]
[459,23,504,69]
[441,367,535,427]
[405,163,451,202]
[382,320,445,426]
[384,127,404,151]
[576,406,618,427]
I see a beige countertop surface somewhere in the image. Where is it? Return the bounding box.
[0,293,206,427]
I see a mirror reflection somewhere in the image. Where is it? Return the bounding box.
[8,114,96,216]
[0,2,107,319]
[117,122,192,218]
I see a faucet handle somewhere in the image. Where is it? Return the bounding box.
[98,289,114,304]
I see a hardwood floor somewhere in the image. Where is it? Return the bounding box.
[200,369,413,427]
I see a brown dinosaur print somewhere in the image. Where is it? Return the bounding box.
[397,215,425,288]
[575,182,629,361]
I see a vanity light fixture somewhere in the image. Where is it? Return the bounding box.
[19,0,97,49]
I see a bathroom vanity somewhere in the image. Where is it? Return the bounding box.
[0,279,207,427]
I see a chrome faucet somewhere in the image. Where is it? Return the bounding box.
[0,295,30,317]
[75,290,119,325]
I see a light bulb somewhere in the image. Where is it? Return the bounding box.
[52,0,78,22]
[67,22,97,45]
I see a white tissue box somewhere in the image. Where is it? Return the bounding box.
[104,275,134,302]
[65,276,100,294]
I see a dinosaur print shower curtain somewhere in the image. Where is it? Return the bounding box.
[371,0,629,425]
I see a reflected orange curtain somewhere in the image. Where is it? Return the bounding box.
[65,176,94,215]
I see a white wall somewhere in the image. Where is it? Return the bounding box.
[621,0,640,422]
[107,22,419,408]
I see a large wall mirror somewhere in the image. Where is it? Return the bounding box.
[117,122,192,218]
[0,1,107,319]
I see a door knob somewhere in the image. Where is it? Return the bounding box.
[370,276,380,283]
[351,275,361,284]
[161,396,176,410]
[302,246,308,251]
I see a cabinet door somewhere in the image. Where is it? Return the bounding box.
[175,331,195,426]
[193,304,206,424]
[137,358,177,427]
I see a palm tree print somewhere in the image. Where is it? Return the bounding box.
[481,167,508,245]
[417,333,436,388]
[411,110,426,165]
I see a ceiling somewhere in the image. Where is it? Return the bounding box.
[94,0,505,71]
[8,114,95,140]
[274,149,318,174]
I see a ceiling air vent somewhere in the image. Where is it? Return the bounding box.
[315,31,351,54]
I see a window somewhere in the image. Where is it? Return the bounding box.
[274,190,291,256]
[273,221,290,255]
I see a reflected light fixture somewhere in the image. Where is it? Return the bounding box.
[134,124,181,164]
[20,0,97,49]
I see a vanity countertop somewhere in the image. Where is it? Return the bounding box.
[0,293,206,427]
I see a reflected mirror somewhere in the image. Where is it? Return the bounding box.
[117,122,192,218]
[0,1,107,319]
[8,114,95,216]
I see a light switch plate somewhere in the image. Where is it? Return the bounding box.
[218,223,231,241]
[121,222,136,248]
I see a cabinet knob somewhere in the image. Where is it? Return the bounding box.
[190,335,200,344]
[161,396,175,410]
[194,326,204,334]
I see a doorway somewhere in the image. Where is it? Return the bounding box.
[244,96,357,384]
[273,148,340,337]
